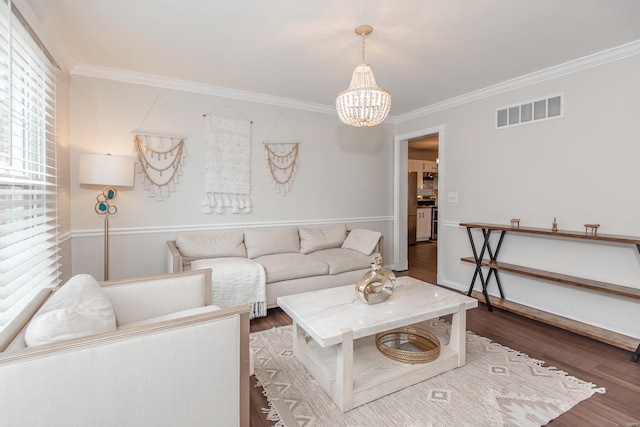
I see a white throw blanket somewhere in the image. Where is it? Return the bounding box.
[191,257,267,319]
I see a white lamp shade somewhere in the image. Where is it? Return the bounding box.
[78,154,135,187]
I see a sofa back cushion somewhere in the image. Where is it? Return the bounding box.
[341,228,382,256]
[24,274,117,347]
[176,231,246,258]
[244,227,300,259]
[298,224,347,254]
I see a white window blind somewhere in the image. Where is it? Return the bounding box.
[0,0,59,331]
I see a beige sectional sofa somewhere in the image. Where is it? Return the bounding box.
[166,224,383,307]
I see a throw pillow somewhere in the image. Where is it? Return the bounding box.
[176,231,246,258]
[299,224,347,254]
[244,227,300,259]
[24,274,117,347]
[341,228,382,256]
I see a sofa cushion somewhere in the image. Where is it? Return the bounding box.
[299,224,347,254]
[244,227,300,259]
[24,274,117,347]
[176,231,246,258]
[253,253,329,283]
[308,248,379,275]
[341,228,382,256]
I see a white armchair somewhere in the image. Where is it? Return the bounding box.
[0,269,250,427]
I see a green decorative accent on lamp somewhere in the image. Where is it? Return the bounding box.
[78,154,135,280]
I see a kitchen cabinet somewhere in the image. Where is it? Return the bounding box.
[410,160,437,173]
[424,160,437,173]
[417,208,432,241]
[408,160,422,189]
[409,160,438,190]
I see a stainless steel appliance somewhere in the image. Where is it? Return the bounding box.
[408,172,417,245]
[431,206,438,240]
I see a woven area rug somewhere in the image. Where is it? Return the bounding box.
[251,320,605,427]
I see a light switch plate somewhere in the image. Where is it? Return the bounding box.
[448,192,458,203]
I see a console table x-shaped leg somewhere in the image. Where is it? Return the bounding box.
[465,226,506,311]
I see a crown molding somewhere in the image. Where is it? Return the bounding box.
[71,63,336,116]
[72,39,640,124]
[395,39,640,123]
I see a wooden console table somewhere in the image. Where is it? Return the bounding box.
[460,222,640,362]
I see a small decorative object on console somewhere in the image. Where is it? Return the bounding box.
[584,223,600,235]
[510,218,520,228]
[355,257,395,304]
[552,217,558,232]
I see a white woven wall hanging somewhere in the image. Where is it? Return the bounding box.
[133,132,186,200]
[201,115,252,214]
[264,142,299,195]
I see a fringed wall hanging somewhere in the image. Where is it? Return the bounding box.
[133,133,186,200]
[263,108,300,196]
[264,142,299,195]
[201,114,252,214]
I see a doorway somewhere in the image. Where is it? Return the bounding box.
[407,134,438,283]
[393,125,444,284]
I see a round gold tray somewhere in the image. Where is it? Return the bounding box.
[375,326,441,364]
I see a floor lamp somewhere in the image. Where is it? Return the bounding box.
[78,153,135,281]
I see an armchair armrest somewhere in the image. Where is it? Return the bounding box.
[166,240,183,273]
[100,269,212,327]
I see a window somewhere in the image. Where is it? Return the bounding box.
[0,1,59,332]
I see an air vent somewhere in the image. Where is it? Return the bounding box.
[496,94,563,129]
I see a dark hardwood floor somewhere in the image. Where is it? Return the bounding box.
[250,242,640,426]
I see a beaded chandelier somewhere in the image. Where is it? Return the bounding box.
[336,25,391,127]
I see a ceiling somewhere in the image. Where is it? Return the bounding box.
[26,0,640,118]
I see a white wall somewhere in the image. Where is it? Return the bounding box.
[396,54,640,339]
[70,76,395,280]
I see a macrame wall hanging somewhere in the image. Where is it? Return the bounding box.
[133,133,186,200]
[263,108,301,196]
[264,142,299,195]
[132,94,187,201]
[200,113,252,214]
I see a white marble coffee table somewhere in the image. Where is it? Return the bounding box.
[277,276,477,412]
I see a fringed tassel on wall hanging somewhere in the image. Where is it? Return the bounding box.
[264,142,299,196]
[200,115,252,214]
[133,133,186,201]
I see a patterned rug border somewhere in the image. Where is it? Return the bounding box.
[251,321,605,427]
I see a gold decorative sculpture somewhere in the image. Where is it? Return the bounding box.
[355,257,395,304]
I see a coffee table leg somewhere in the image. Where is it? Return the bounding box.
[292,321,306,356]
[334,328,354,412]
[449,304,467,366]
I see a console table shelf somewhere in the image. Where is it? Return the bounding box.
[460,257,640,300]
[468,291,639,352]
[460,222,640,362]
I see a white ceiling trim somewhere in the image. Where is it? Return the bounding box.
[72,38,640,125]
[394,39,640,123]
[71,63,337,116]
